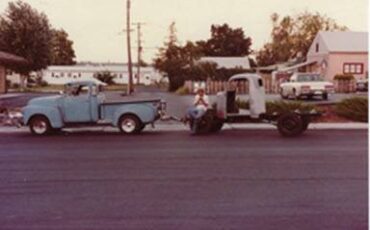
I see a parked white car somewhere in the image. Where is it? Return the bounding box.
[279,73,334,100]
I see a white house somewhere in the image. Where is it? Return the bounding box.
[306,31,368,80]
[42,64,164,86]
[198,56,251,69]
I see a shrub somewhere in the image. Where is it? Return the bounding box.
[266,101,316,115]
[94,71,116,85]
[175,86,190,95]
[235,100,316,115]
[235,98,249,109]
[11,83,20,89]
[40,80,48,87]
[335,97,368,122]
[334,74,355,81]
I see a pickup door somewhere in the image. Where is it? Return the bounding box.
[62,85,98,123]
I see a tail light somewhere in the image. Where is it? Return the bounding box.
[157,101,167,111]
[301,85,311,93]
[325,85,334,92]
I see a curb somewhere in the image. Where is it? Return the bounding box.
[0,94,23,100]
[0,123,367,134]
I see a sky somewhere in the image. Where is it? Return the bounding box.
[0,0,368,63]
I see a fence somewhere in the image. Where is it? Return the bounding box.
[334,79,356,93]
[184,77,357,95]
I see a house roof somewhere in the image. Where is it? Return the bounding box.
[199,57,251,69]
[319,31,368,53]
[45,65,156,73]
[278,60,317,72]
[0,51,28,66]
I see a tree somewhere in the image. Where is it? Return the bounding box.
[94,71,116,85]
[257,12,347,66]
[0,1,52,75]
[197,23,253,57]
[154,22,204,91]
[50,29,76,65]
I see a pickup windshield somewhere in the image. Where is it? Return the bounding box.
[297,74,323,82]
[64,85,89,96]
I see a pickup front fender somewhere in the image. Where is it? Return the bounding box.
[22,105,63,128]
[112,104,157,127]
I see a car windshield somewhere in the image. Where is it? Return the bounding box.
[296,74,323,82]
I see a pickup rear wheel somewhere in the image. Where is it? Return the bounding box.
[29,116,52,136]
[118,115,142,135]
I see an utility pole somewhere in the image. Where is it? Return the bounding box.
[126,0,133,94]
[132,22,145,85]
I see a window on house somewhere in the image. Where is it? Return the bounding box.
[61,72,65,77]
[78,73,81,77]
[51,72,55,77]
[343,63,364,74]
[315,43,319,53]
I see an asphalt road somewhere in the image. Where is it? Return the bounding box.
[0,130,367,230]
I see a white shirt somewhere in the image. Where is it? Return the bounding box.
[194,94,210,111]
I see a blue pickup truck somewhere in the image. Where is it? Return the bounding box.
[22,81,166,135]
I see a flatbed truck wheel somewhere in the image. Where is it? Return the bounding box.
[302,116,311,131]
[189,110,214,135]
[210,119,224,133]
[277,113,304,137]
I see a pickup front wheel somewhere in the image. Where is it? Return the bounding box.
[29,116,52,136]
[118,115,142,135]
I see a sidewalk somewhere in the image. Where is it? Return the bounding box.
[0,93,23,100]
[0,123,367,134]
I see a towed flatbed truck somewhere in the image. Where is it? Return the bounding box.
[188,73,321,137]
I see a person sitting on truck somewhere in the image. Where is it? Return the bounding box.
[186,87,210,120]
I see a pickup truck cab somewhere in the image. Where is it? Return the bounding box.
[22,81,165,135]
[280,73,334,100]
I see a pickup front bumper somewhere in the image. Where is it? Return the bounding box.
[0,111,24,128]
